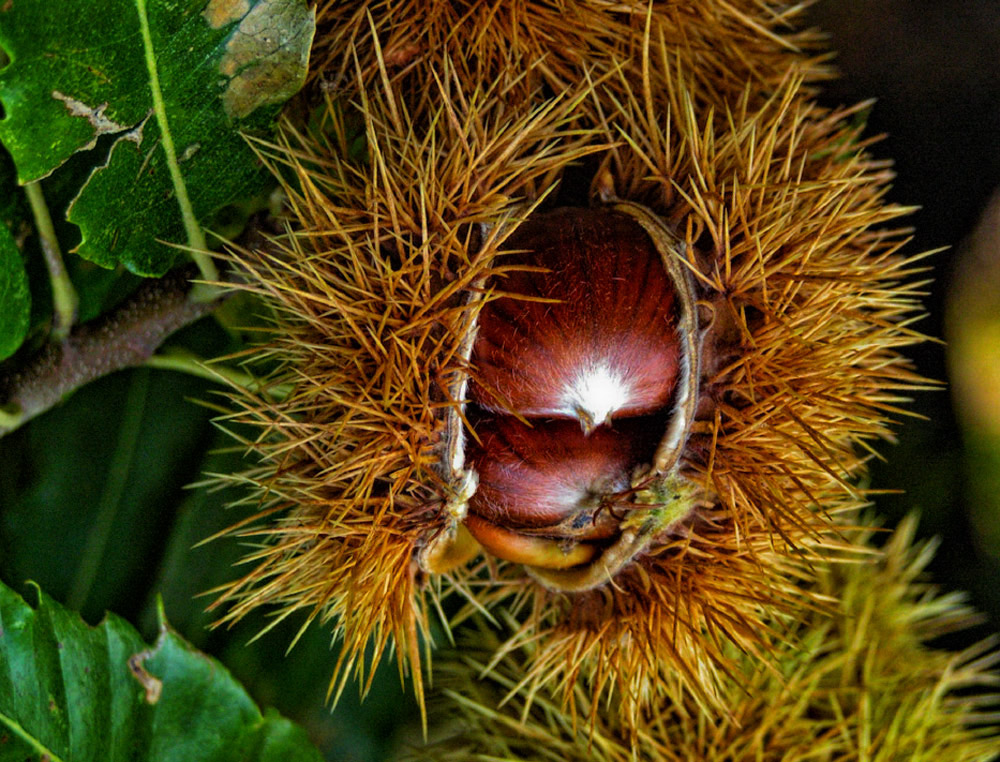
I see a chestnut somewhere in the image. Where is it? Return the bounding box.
[466,414,661,532]
[470,207,682,432]
[451,202,703,586]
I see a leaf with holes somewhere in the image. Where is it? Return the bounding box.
[0,0,313,276]
[0,579,324,762]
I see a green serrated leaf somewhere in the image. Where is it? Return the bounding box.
[0,0,313,276]
[0,220,29,362]
[0,579,324,762]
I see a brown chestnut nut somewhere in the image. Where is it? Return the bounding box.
[466,414,661,533]
[452,202,701,588]
[470,207,682,433]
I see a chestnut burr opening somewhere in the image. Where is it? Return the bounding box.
[450,203,702,587]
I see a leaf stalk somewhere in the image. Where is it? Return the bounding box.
[145,349,292,400]
[25,180,78,341]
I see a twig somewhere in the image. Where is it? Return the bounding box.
[0,268,224,436]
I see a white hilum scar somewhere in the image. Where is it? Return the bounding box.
[560,362,631,433]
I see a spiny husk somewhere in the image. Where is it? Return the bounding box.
[400,516,1000,762]
[309,0,834,106]
[208,66,602,713]
[495,59,930,722]
[211,0,930,729]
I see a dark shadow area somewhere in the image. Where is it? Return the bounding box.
[807,0,1000,639]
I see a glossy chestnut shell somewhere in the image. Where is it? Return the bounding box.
[470,207,682,432]
[467,414,661,534]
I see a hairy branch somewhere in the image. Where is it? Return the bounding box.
[0,268,224,436]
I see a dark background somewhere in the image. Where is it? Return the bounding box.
[807,0,1000,638]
